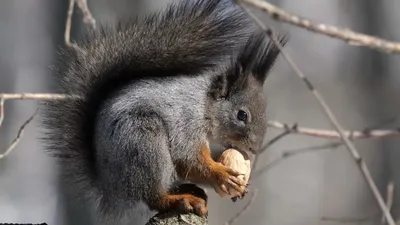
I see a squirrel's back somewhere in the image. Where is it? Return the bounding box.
[41,0,255,212]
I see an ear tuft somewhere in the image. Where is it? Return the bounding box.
[209,31,287,100]
[238,31,287,83]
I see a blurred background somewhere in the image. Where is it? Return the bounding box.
[1,0,400,224]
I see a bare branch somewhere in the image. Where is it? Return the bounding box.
[0,93,77,100]
[65,0,80,50]
[237,4,396,225]
[260,125,295,153]
[321,213,379,224]
[239,0,400,54]
[225,189,258,225]
[0,93,74,160]
[254,115,395,178]
[0,109,38,160]
[253,119,395,178]
[249,130,291,183]
[382,181,395,224]
[252,142,343,178]
[76,0,96,29]
[268,120,400,139]
[0,98,4,128]
[64,0,96,54]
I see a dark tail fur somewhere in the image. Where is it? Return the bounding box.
[40,0,254,215]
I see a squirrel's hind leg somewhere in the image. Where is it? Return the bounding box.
[169,183,208,203]
[147,188,208,217]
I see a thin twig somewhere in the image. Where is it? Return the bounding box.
[382,181,395,224]
[238,4,396,225]
[225,189,259,225]
[254,119,393,178]
[252,142,343,178]
[65,0,79,49]
[321,213,380,224]
[0,94,73,160]
[0,93,77,100]
[0,109,38,160]
[259,125,295,153]
[268,120,400,139]
[0,98,4,128]
[64,0,93,54]
[249,130,291,182]
[76,0,96,29]
[239,0,400,54]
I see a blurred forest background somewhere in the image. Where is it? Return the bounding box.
[1,0,400,225]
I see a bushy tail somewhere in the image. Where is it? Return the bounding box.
[40,0,254,208]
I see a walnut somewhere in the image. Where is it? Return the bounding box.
[213,149,251,199]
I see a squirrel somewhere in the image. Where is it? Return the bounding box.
[40,0,287,223]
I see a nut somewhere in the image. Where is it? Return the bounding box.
[213,148,251,198]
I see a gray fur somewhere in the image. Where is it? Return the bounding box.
[40,0,286,223]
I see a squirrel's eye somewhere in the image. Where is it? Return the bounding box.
[237,110,248,122]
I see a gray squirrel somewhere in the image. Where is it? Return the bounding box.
[40,0,286,223]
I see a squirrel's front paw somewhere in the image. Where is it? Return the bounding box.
[212,163,248,197]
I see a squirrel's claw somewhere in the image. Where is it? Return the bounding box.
[213,164,248,198]
[226,176,246,193]
[219,184,229,195]
[230,185,249,202]
[175,195,208,217]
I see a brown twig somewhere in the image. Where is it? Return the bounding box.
[239,0,400,54]
[0,109,38,160]
[268,120,400,139]
[225,189,258,225]
[237,4,396,225]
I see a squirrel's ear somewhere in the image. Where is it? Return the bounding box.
[238,31,287,84]
[208,63,246,100]
[208,74,229,100]
[208,32,287,100]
